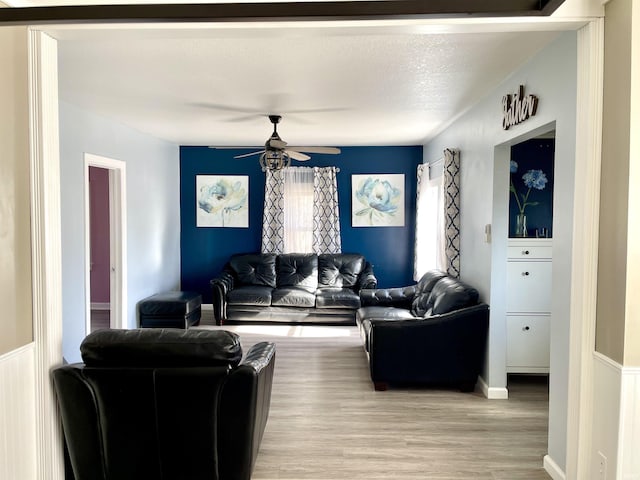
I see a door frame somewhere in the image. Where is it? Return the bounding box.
[83,153,127,332]
[27,18,603,480]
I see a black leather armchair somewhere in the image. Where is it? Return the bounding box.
[357,270,489,391]
[52,329,275,480]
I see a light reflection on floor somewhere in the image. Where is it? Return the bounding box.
[216,324,354,338]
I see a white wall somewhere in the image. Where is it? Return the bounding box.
[59,101,181,363]
[423,32,578,474]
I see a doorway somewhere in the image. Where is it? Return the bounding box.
[84,153,127,334]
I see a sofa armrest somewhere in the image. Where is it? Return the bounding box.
[360,285,418,308]
[218,342,276,480]
[240,341,277,373]
[210,271,235,325]
[356,261,378,291]
[366,304,489,386]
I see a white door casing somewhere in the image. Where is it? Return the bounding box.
[84,153,127,332]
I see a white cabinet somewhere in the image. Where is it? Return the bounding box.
[506,239,551,374]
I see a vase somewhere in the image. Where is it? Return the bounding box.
[515,213,528,237]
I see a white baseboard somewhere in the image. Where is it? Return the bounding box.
[90,302,110,311]
[478,376,509,399]
[544,455,566,480]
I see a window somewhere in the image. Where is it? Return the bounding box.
[282,167,314,253]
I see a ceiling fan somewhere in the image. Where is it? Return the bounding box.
[215,115,341,172]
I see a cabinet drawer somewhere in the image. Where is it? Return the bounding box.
[507,315,550,370]
[506,261,552,313]
[507,245,552,260]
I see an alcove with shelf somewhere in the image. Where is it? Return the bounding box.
[506,133,554,374]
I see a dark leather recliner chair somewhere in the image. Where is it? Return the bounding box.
[52,328,275,480]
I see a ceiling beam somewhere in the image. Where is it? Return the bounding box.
[0,0,566,26]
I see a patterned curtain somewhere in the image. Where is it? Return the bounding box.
[312,166,342,254]
[443,148,461,278]
[261,169,285,254]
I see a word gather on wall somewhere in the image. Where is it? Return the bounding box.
[502,84,539,130]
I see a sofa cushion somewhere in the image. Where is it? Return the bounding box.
[356,308,417,352]
[410,270,449,317]
[227,285,273,306]
[356,306,417,323]
[271,287,316,307]
[277,253,318,293]
[316,288,361,309]
[80,328,242,367]
[229,253,277,288]
[416,270,448,295]
[426,277,479,315]
[318,254,365,288]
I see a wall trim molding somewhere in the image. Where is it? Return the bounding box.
[28,29,64,480]
[544,454,566,480]
[564,17,604,480]
[594,350,622,372]
[0,342,34,363]
[478,376,509,399]
[90,302,110,311]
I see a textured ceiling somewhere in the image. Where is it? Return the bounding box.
[50,22,569,147]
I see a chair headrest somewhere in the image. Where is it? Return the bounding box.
[80,329,243,368]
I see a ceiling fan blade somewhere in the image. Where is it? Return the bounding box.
[286,150,311,161]
[234,150,265,159]
[210,146,262,149]
[268,139,287,149]
[287,146,341,155]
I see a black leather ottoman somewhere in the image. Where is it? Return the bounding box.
[138,291,202,329]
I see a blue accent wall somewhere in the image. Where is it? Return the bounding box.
[180,145,423,302]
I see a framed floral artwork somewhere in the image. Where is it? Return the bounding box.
[196,175,249,227]
[352,174,405,227]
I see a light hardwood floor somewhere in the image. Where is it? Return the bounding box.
[197,315,550,480]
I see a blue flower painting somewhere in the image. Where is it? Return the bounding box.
[352,174,405,227]
[196,175,248,227]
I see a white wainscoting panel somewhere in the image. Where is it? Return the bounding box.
[619,366,640,479]
[592,352,622,480]
[0,345,37,480]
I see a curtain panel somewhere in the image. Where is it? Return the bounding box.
[312,166,342,254]
[413,162,446,280]
[443,148,461,278]
[413,148,460,280]
[261,169,285,254]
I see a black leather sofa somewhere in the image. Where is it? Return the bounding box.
[356,270,489,391]
[211,252,377,325]
[52,328,275,480]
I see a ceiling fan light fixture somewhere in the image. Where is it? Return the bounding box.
[260,150,290,172]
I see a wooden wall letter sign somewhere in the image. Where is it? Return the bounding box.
[502,85,538,130]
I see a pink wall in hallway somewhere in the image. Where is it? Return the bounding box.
[89,166,110,303]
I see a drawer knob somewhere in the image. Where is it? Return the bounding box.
[523,326,530,331]
[522,271,530,276]
[522,250,530,255]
